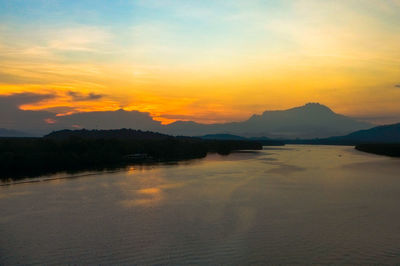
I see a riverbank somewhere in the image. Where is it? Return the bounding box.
[0,130,262,180]
[355,143,400,157]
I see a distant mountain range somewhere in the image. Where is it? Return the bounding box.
[201,123,400,145]
[0,101,375,138]
[163,103,372,138]
[289,123,400,145]
[333,123,400,143]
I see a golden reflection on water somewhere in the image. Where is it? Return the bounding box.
[117,146,395,212]
[127,166,135,174]
[120,189,162,207]
[118,166,186,207]
[138,187,161,195]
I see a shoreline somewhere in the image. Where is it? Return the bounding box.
[0,136,262,181]
[355,143,400,157]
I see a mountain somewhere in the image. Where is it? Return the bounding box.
[163,103,372,138]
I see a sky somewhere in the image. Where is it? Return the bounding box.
[0,0,400,124]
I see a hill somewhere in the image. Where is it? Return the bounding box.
[334,123,400,143]
[287,123,400,145]
[45,129,170,140]
[1,129,262,180]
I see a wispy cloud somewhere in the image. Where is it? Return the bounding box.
[48,26,111,52]
[0,25,112,59]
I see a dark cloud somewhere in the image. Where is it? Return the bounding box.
[0,93,55,110]
[0,93,57,135]
[57,109,162,130]
[395,84,400,88]
[67,91,104,101]
[0,93,162,136]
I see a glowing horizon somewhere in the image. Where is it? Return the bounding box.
[1,0,400,125]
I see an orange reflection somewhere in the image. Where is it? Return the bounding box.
[121,187,163,207]
[137,187,161,195]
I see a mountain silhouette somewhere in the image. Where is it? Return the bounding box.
[0,96,373,139]
[162,103,372,138]
[286,122,400,145]
[327,123,400,143]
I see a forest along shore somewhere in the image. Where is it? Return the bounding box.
[355,143,400,157]
[0,129,262,181]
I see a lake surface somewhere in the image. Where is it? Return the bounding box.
[1,145,400,265]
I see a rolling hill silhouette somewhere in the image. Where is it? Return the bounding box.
[286,122,400,145]
[321,123,400,144]
[335,123,400,143]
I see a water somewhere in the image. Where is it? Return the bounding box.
[1,145,400,265]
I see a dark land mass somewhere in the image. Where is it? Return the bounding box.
[0,129,262,181]
[355,143,400,157]
[279,123,400,157]
[283,123,400,146]
[200,134,285,146]
[46,128,170,140]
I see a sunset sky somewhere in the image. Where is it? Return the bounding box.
[1,0,400,124]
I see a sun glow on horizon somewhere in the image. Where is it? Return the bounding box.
[1,0,400,124]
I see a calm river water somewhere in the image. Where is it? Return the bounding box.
[1,145,400,265]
